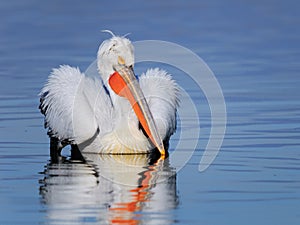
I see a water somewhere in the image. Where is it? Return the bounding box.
[39,155,178,225]
[1,0,300,224]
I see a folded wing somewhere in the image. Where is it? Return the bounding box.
[39,65,113,144]
[139,68,179,144]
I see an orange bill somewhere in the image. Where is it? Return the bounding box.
[109,65,165,156]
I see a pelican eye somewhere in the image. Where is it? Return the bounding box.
[118,56,125,65]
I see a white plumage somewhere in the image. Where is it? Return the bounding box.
[40,34,179,154]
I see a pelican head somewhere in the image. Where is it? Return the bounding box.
[96,33,165,157]
[97,33,134,81]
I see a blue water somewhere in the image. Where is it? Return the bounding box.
[1,0,300,224]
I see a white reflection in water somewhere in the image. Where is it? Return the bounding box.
[40,153,178,225]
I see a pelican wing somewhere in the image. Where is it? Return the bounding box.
[39,65,113,144]
[139,68,179,143]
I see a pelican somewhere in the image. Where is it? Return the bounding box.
[39,32,179,157]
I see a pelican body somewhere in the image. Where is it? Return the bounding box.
[39,34,179,156]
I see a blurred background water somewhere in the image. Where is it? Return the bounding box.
[0,0,300,224]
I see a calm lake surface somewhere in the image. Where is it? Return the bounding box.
[1,0,300,224]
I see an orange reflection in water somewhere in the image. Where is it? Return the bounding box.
[109,164,157,225]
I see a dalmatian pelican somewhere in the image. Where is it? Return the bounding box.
[39,32,179,158]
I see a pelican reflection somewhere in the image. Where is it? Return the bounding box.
[39,153,178,225]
